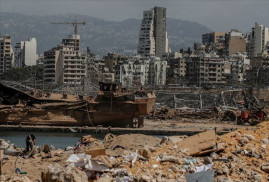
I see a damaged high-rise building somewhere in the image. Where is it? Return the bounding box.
[43,35,86,84]
[0,36,14,74]
[137,7,169,57]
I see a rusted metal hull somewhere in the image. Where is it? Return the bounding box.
[88,97,155,127]
[0,81,156,127]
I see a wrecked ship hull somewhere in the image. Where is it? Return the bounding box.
[0,81,156,127]
[88,96,155,127]
[0,97,155,127]
[0,105,90,126]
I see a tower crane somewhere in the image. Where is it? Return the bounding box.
[51,20,86,52]
[51,20,86,35]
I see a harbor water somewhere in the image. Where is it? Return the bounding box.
[0,131,105,149]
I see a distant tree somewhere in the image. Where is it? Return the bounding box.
[187,47,191,54]
[0,65,43,81]
[179,48,184,53]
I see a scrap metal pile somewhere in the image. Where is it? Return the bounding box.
[2,121,269,181]
[153,90,268,125]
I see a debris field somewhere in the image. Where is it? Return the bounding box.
[1,120,269,181]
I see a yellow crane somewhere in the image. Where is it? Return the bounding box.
[51,20,86,35]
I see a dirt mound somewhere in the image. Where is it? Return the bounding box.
[75,135,105,153]
[105,134,161,156]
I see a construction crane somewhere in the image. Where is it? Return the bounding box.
[51,20,86,52]
[51,20,86,35]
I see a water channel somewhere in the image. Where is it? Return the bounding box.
[0,131,105,149]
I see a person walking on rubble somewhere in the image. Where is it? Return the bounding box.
[26,134,36,152]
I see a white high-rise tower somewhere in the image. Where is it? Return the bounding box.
[137,7,169,57]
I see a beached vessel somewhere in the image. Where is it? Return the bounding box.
[0,81,155,127]
[88,82,155,127]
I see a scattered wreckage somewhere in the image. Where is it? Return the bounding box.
[220,89,267,125]
[2,120,269,181]
[0,81,155,128]
[152,89,268,125]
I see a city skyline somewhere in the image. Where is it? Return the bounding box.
[0,0,269,32]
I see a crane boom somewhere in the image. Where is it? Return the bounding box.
[51,20,86,35]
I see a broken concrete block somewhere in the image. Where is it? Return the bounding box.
[217,177,233,182]
[203,156,212,165]
[238,137,249,145]
[139,174,152,182]
[170,165,179,173]
[252,174,263,182]
[160,136,169,144]
[97,176,114,182]
[1,176,32,182]
[41,163,88,182]
[261,163,269,173]
[261,138,269,144]
[138,148,151,159]
[222,165,230,175]
[244,134,255,141]
[175,130,224,156]
[160,155,180,164]
[86,148,106,158]
[0,139,9,150]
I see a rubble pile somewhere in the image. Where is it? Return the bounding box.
[151,107,175,120]
[2,122,269,181]
[41,163,88,182]
[104,134,161,156]
[75,135,105,153]
[213,121,269,181]
[150,107,223,123]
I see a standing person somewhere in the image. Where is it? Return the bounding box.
[26,134,36,152]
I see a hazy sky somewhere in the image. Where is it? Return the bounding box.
[0,0,268,32]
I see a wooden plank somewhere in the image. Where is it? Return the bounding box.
[0,150,3,176]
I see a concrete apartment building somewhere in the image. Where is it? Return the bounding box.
[166,57,187,84]
[202,32,226,56]
[245,56,269,87]
[43,35,86,84]
[114,56,166,87]
[137,7,169,57]
[104,53,127,71]
[0,36,14,74]
[114,58,147,87]
[245,68,269,87]
[14,38,37,67]
[86,56,102,84]
[115,62,134,87]
[225,53,250,86]
[248,23,269,58]
[186,57,228,86]
[202,32,226,45]
[225,30,246,56]
[147,57,167,86]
